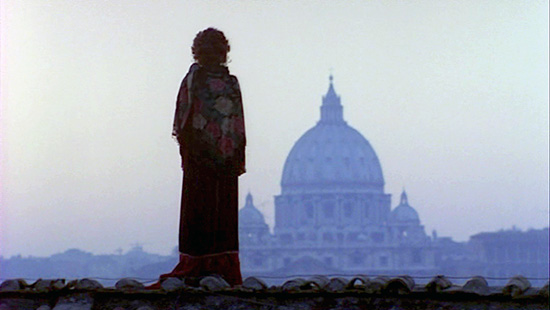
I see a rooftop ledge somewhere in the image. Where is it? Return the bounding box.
[1,275,548,310]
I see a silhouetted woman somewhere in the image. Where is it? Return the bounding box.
[158,28,245,287]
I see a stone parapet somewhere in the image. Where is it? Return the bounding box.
[0,276,548,310]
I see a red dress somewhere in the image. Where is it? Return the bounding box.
[158,64,245,286]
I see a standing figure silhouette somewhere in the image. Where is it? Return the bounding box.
[153,28,246,287]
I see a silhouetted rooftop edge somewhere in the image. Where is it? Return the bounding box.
[1,275,548,309]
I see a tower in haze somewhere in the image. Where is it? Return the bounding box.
[239,76,436,277]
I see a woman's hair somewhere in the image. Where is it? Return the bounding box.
[192,28,230,66]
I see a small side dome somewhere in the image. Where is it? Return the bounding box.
[391,190,420,223]
[239,193,267,226]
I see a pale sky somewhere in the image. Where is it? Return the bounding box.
[1,1,548,257]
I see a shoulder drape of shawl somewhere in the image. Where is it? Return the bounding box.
[172,63,199,140]
[172,64,246,176]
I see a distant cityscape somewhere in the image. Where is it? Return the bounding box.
[2,76,548,286]
[1,219,547,286]
[239,193,549,286]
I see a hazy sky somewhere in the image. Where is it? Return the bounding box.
[1,1,548,257]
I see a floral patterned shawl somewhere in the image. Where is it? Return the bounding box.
[173,64,246,176]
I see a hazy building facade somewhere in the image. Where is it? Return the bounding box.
[239,77,436,277]
[468,228,549,283]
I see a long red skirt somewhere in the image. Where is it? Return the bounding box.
[159,159,242,286]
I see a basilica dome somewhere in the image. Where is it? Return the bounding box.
[281,76,385,194]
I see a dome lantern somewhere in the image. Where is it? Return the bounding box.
[245,192,254,207]
[320,75,345,124]
[400,190,408,205]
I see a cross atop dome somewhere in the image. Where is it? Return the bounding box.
[320,74,345,124]
[323,74,339,104]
